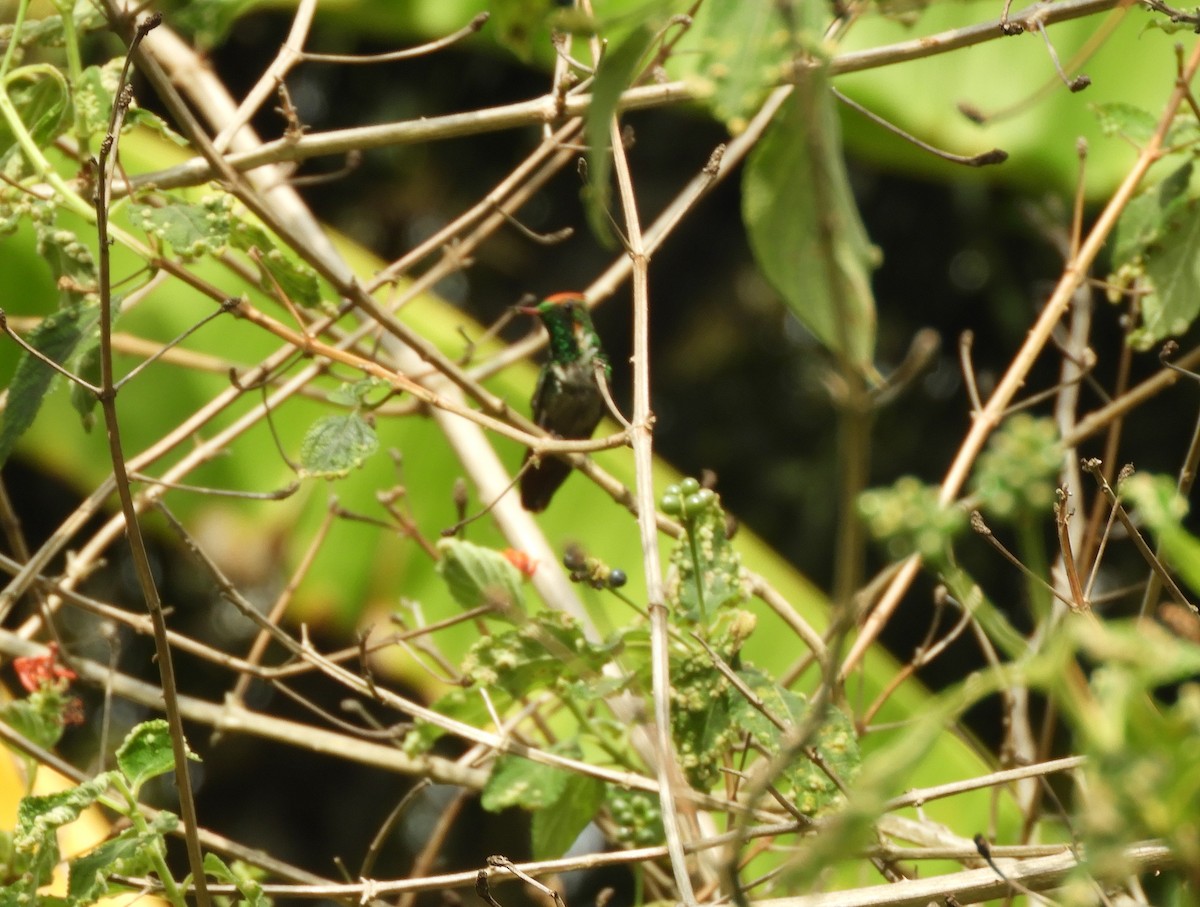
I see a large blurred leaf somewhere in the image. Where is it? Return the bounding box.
[585,23,657,245]
[743,68,879,375]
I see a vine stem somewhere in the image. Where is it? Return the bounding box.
[92,15,211,906]
[840,38,1200,681]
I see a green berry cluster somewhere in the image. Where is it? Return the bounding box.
[972,414,1061,521]
[660,477,716,519]
[607,789,664,846]
[858,476,966,562]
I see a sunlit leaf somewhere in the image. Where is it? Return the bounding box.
[299,412,379,478]
[1091,101,1158,143]
[128,196,233,260]
[231,219,322,308]
[482,753,570,812]
[437,537,527,614]
[116,719,199,794]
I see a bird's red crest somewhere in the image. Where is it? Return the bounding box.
[543,291,586,306]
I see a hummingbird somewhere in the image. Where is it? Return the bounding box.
[518,292,611,512]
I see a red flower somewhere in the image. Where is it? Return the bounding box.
[502,548,538,578]
[13,643,77,692]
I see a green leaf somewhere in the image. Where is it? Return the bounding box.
[0,65,70,167]
[859,476,967,564]
[482,753,571,813]
[436,537,526,614]
[970,414,1061,522]
[171,0,262,49]
[15,773,120,852]
[688,0,795,132]
[125,107,189,145]
[299,412,380,478]
[203,853,269,907]
[1131,198,1200,349]
[584,24,657,245]
[664,487,746,623]
[743,67,879,375]
[67,825,164,902]
[73,62,118,142]
[0,686,75,752]
[1111,159,1193,268]
[116,719,199,793]
[531,771,604,859]
[35,222,98,304]
[403,687,503,754]
[1091,101,1158,143]
[0,302,92,467]
[128,196,233,260]
[1120,472,1200,598]
[490,0,555,61]
[462,612,618,698]
[231,219,321,308]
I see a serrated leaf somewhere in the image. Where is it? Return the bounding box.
[15,772,120,851]
[327,377,388,407]
[128,196,232,260]
[73,63,118,141]
[299,412,379,478]
[0,303,93,467]
[531,772,604,859]
[743,67,879,376]
[0,687,73,752]
[584,24,657,246]
[67,825,162,902]
[1091,101,1158,143]
[1111,160,1193,267]
[36,223,98,304]
[204,853,268,907]
[481,753,571,812]
[116,719,199,793]
[732,669,861,815]
[665,491,746,623]
[462,612,618,698]
[436,537,526,614]
[231,219,321,307]
[1131,198,1200,348]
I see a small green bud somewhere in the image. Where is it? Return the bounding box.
[679,477,701,495]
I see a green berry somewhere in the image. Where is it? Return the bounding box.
[679,477,701,495]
